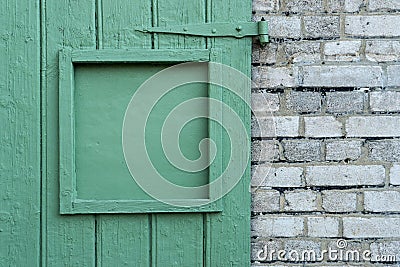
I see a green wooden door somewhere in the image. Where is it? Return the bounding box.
[1,0,252,266]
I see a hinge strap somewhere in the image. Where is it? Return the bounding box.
[135,21,269,45]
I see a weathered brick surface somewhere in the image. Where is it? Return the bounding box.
[252,116,300,137]
[252,166,304,187]
[368,140,400,162]
[387,65,400,87]
[304,116,342,137]
[282,140,322,162]
[370,91,400,112]
[304,16,340,38]
[283,42,321,64]
[252,140,280,162]
[324,41,361,62]
[345,16,400,37]
[364,191,400,212]
[322,190,358,212]
[325,91,365,113]
[343,217,400,238]
[252,189,281,212]
[284,190,318,211]
[390,164,400,186]
[307,217,340,237]
[306,165,385,186]
[369,0,400,11]
[366,41,400,62]
[264,16,302,39]
[252,92,280,114]
[253,66,297,88]
[346,116,400,137]
[326,0,363,13]
[283,0,323,13]
[325,140,363,161]
[286,91,321,113]
[252,216,304,237]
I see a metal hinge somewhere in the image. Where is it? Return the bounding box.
[135,21,269,45]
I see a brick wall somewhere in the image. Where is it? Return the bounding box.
[251,0,400,266]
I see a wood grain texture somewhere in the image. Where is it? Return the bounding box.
[43,0,96,266]
[0,0,41,266]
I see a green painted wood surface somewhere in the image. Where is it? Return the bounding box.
[0,0,41,266]
[0,0,251,265]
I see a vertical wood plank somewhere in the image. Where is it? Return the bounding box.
[0,0,41,266]
[208,0,252,266]
[155,0,206,266]
[98,1,152,266]
[43,0,97,266]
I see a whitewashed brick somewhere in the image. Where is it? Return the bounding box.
[343,217,400,238]
[366,40,400,62]
[369,140,400,162]
[252,92,280,114]
[345,0,364,12]
[370,91,400,112]
[252,190,281,212]
[284,190,318,211]
[286,91,321,113]
[346,116,400,137]
[282,140,322,162]
[326,0,363,13]
[345,15,400,37]
[390,164,400,186]
[369,0,400,11]
[370,241,400,261]
[306,165,385,186]
[252,43,278,64]
[301,66,383,87]
[253,0,279,12]
[284,0,323,13]
[326,91,365,113]
[304,16,340,38]
[252,116,300,137]
[322,190,358,212]
[304,116,343,138]
[283,42,321,64]
[252,166,303,187]
[252,216,304,237]
[264,16,302,39]
[307,217,340,237]
[254,66,297,88]
[364,191,400,212]
[284,240,322,255]
[252,140,280,162]
[324,41,362,62]
[325,140,363,161]
[387,65,400,87]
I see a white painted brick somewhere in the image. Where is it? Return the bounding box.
[368,140,400,162]
[322,190,358,212]
[252,43,278,64]
[387,65,400,87]
[304,16,340,38]
[284,240,322,255]
[301,66,383,87]
[254,66,297,88]
[326,91,365,113]
[324,41,362,62]
[366,40,400,62]
[346,116,400,137]
[369,0,400,11]
[370,91,400,112]
[284,190,318,211]
[364,191,400,212]
[252,92,280,114]
[304,116,343,138]
[253,0,280,12]
[286,91,321,113]
[325,140,362,161]
[252,189,281,212]
[252,116,300,137]
[284,0,324,13]
[252,140,280,162]
[252,216,304,237]
[370,241,400,261]
[343,217,400,238]
[345,0,364,12]
[282,140,322,162]
[252,166,303,187]
[284,42,321,64]
[307,217,340,237]
[306,165,385,186]
[390,164,400,186]
[345,15,400,37]
[264,16,302,39]
[326,0,363,13]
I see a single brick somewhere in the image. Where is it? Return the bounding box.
[301,66,382,87]
[252,92,280,114]
[284,190,318,211]
[304,116,343,138]
[346,116,400,137]
[252,42,278,64]
[364,190,400,212]
[387,65,400,87]
[370,241,400,261]
[345,15,400,37]
[252,140,280,162]
[283,0,324,13]
[322,190,358,212]
[370,91,400,112]
[283,41,321,64]
[252,189,281,212]
[324,41,362,62]
[263,16,302,39]
[283,240,322,257]
[325,91,365,113]
[282,140,322,162]
[253,0,280,12]
[390,164,400,186]
[252,216,304,237]
[307,217,340,237]
[366,40,400,62]
[286,91,321,113]
[369,0,400,11]
[304,16,340,38]
[343,217,400,238]
[368,140,400,162]
[253,66,297,88]
[306,165,385,186]
[252,166,303,188]
[326,0,363,13]
[252,116,300,137]
[325,140,362,161]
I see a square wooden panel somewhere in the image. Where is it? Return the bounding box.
[59,49,223,214]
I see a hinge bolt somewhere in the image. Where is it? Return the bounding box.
[236,26,242,31]
[212,28,217,33]
[183,27,188,31]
